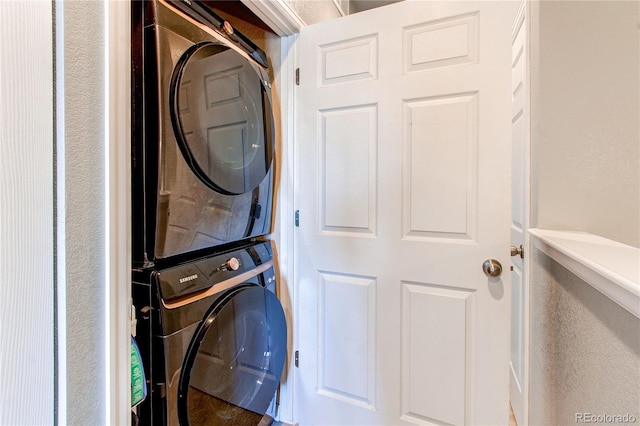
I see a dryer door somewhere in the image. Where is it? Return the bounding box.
[178,285,286,425]
[171,42,274,196]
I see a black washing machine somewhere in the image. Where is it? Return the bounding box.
[132,241,287,425]
[132,0,275,266]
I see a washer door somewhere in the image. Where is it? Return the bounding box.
[178,286,286,425]
[170,42,274,196]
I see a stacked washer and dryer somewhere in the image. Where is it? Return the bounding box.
[131,1,287,425]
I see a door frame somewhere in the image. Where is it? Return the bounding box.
[106,1,132,424]
[54,0,131,423]
[241,0,304,36]
[510,1,531,424]
[268,32,299,425]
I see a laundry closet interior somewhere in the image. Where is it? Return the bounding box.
[130,1,290,425]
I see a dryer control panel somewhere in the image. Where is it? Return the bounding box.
[155,241,273,301]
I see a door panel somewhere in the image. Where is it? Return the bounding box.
[317,272,376,409]
[402,93,478,241]
[510,2,530,423]
[320,105,377,235]
[401,282,474,425]
[296,1,512,424]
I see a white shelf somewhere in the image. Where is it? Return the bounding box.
[529,229,640,319]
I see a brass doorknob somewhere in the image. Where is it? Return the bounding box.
[510,245,524,259]
[482,259,502,278]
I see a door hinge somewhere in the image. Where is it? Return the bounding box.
[294,210,300,227]
[295,350,299,367]
[295,68,300,86]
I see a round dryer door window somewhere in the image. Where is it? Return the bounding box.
[171,43,274,195]
[178,286,287,426]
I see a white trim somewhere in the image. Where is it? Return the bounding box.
[332,0,348,17]
[105,1,131,424]
[241,0,305,36]
[54,1,68,423]
[290,29,303,426]
[530,229,640,319]
[522,1,532,420]
[275,33,299,424]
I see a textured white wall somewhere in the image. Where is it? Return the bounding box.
[58,1,107,424]
[529,2,640,424]
[531,0,640,247]
[0,2,54,424]
[285,0,343,25]
[530,251,640,425]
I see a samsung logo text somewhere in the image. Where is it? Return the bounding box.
[179,274,198,284]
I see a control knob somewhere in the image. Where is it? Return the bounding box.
[225,257,240,271]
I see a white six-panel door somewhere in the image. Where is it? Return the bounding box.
[295,1,513,424]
